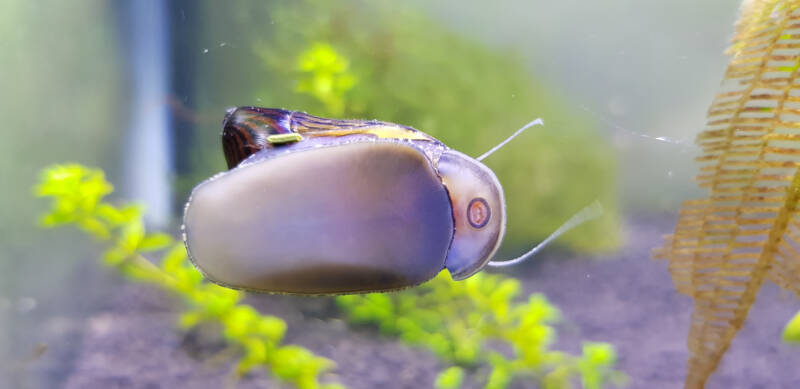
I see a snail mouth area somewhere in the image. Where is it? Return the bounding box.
[234,262,415,295]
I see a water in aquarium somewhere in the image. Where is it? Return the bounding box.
[3,1,800,388]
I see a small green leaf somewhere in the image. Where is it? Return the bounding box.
[40,210,76,227]
[120,262,158,281]
[579,342,619,389]
[120,220,145,252]
[435,366,464,389]
[542,365,570,389]
[139,233,174,252]
[486,365,512,389]
[582,342,617,366]
[783,310,800,343]
[162,244,189,273]
[103,247,129,266]
[258,316,288,343]
[118,204,144,223]
[295,42,357,115]
[77,217,111,239]
[271,345,322,379]
[224,306,260,340]
[96,203,125,226]
[243,336,269,363]
[178,311,204,329]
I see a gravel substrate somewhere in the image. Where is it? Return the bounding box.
[12,217,800,388]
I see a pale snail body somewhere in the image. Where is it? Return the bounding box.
[183,107,506,294]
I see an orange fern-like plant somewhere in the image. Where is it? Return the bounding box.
[654,1,800,387]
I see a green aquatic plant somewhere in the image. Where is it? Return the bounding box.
[337,273,626,389]
[35,164,342,389]
[292,40,358,119]
[295,42,357,116]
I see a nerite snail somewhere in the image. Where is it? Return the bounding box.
[182,107,601,294]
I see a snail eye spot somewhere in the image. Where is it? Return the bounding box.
[467,198,490,229]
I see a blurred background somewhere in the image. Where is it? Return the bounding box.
[5,1,800,388]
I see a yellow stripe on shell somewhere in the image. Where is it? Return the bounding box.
[302,126,434,141]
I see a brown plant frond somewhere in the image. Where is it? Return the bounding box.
[655,1,800,387]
